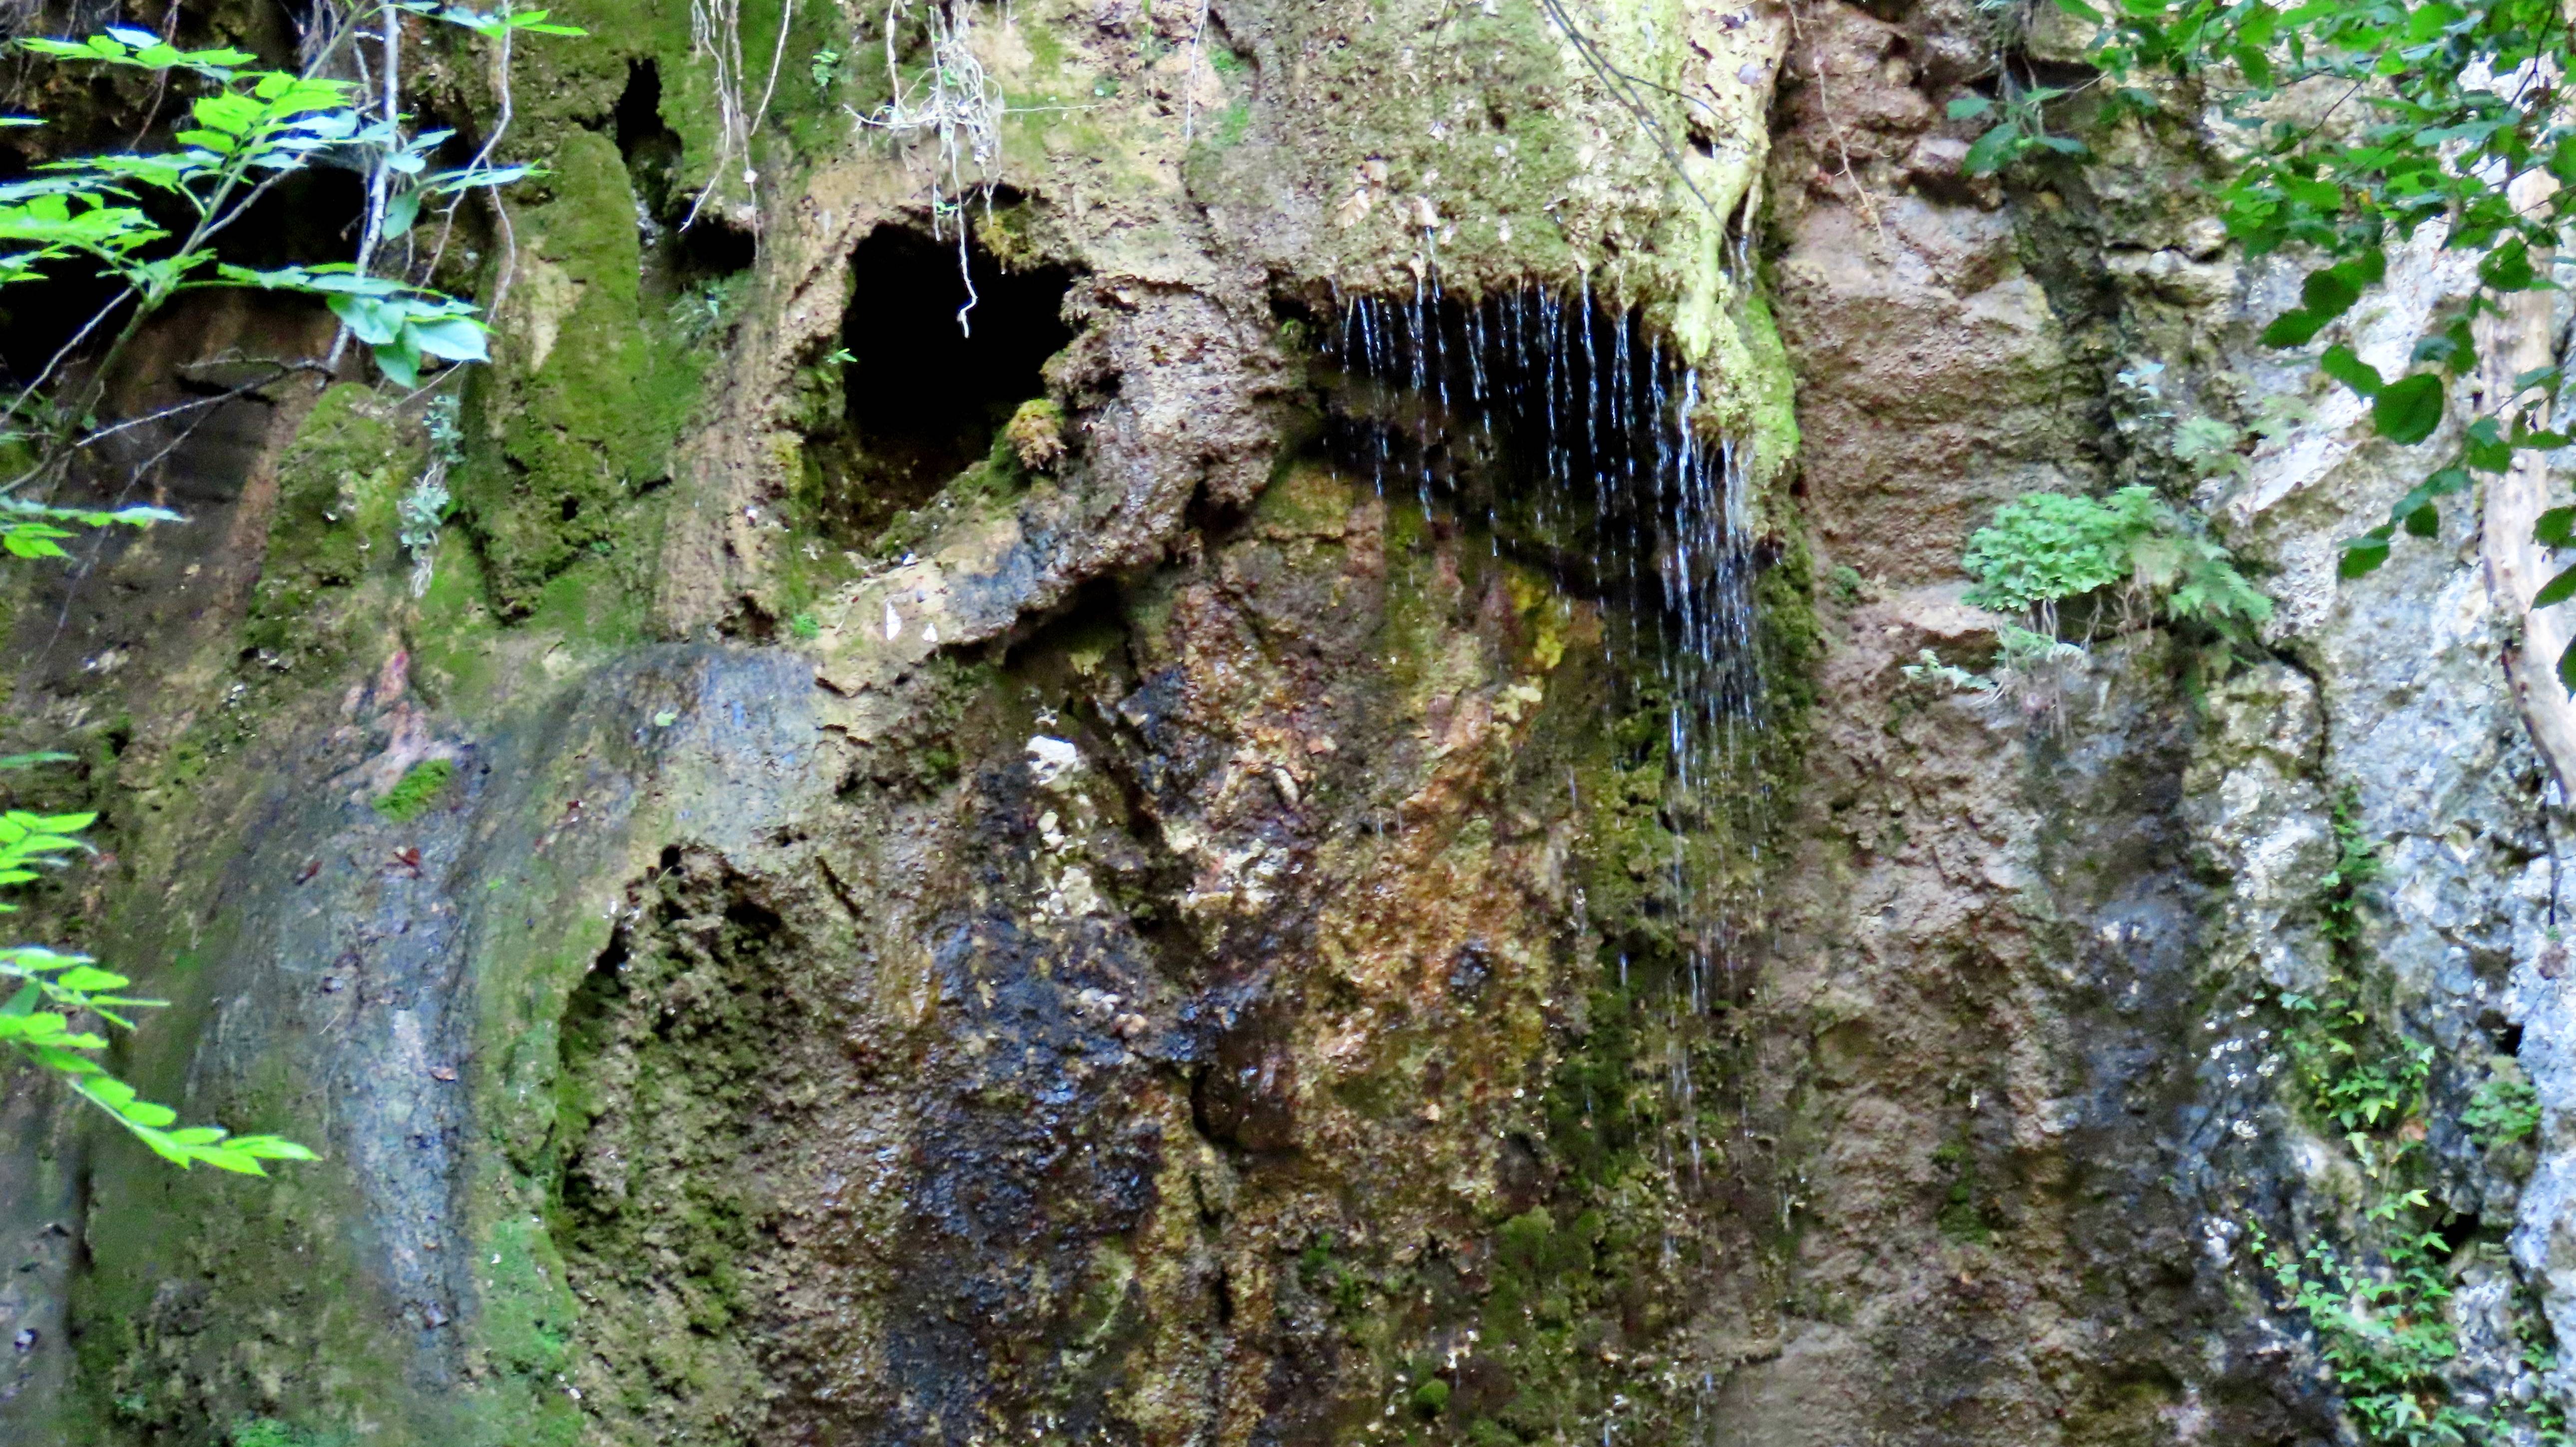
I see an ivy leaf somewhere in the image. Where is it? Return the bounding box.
[2537,506,2576,546]
[2340,531,2394,577]
[1962,122,2022,176]
[2262,309,2328,348]
[2320,344,2384,396]
[2372,373,2445,444]
[2300,268,2363,324]
[2532,562,2576,609]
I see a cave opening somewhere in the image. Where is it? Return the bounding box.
[616,59,756,293]
[801,223,1078,546]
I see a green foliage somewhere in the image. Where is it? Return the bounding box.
[788,612,822,641]
[1961,489,2142,614]
[375,758,456,821]
[2464,1073,2542,1149]
[0,808,312,1173]
[229,1419,326,1447]
[2250,1220,2478,1447]
[1961,485,2273,632]
[0,7,578,491]
[1981,0,2576,684]
[0,497,176,558]
[1946,86,2090,174]
[2247,794,2564,1447]
[0,3,586,1192]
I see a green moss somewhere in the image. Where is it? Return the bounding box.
[245,384,415,666]
[373,759,455,820]
[457,129,708,615]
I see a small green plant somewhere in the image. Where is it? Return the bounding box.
[670,273,747,344]
[1946,86,2089,176]
[2465,1073,2542,1150]
[1925,487,2273,705]
[1900,648,1995,695]
[788,612,821,641]
[2243,796,2566,1447]
[374,758,455,821]
[399,392,460,596]
[810,46,842,89]
[231,1418,321,1447]
[1963,485,2272,636]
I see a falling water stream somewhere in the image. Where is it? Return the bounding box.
[1314,266,1770,1205]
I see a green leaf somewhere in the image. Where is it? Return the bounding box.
[2320,344,2384,396]
[373,337,423,388]
[1962,122,2022,176]
[2340,532,2393,577]
[407,316,487,363]
[382,189,421,240]
[0,752,75,771]
[2537,506,2575,547]
[2535,563,2576,609]
[2481,239,2550,292]
[2301,266,2363,321]
[327,293,401,346]
[2372,373,2445,444]
[1947,95,1993,120]
[2558,635,2576,697]
[2262,309,2328,348]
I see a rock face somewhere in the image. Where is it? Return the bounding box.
[0,0,2566,1446]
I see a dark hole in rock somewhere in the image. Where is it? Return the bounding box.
[617,59,754,290]
[2436,1208,2485,1255]
[799,224,1076,547]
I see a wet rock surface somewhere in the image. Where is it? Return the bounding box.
[0,0,2565,1444]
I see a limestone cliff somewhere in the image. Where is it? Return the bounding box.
[0,0,2563,1444]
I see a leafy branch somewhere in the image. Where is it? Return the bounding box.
[1967,0,2576,683]
[0,803,312,1174]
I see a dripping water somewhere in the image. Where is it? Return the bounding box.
[1309,270,1777,1438]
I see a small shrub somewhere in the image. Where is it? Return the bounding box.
[1962,489,2147,617]
[2465,1072,2542,1150]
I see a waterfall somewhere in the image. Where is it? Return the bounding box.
[1317,268,1768,1188]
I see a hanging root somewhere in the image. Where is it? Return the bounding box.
[849,0,1005,332]
[686,0,799,232]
